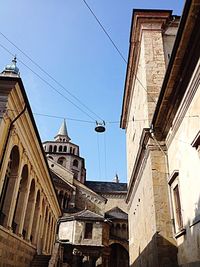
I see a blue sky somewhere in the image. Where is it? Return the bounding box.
[0,0,184,182]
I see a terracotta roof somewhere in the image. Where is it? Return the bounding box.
[85,181,127,193]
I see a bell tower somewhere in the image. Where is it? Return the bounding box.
[43,120,86,183]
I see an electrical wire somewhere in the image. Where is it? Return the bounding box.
[0,42,98,121]
[5,109,94,123]
[0,31,104,122]
[4,108,200,125]
[96,133,101,179]
[82,0,127,64]
[103,131,107,179]
[82,0,157,104]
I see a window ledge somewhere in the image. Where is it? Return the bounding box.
[174,228,186,238]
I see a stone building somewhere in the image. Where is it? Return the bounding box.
[43,121,86,183]
[121,1,200,267]
[44,123,129,267]
[0,57,129,266]
[0,58,61,266]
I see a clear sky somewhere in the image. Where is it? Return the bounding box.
[0,0,184,183]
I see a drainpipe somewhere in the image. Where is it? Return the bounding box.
[149,126,175,230]
[0,105,27,170]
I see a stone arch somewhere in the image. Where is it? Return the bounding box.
[0,145,20,227]
[12,164,29,233]
[53,145,57,152]
[57,157,66,167]
[31,189,41,244]
[49,145,52,152]
[59,145,62,152]
[109,243,129,267]
[64,146,67,152]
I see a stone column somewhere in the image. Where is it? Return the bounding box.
[47,215,53,254]
[43,209,50,253]
[37,199,46,255]
[17,178,31,236]
[6,159,24,229]
[33,195,43,245]
[49,219,56,253]
[27,188,37,241]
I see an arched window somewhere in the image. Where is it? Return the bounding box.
[70,147,73,154]
[63,193,69,210]
[73,148,76,154]
[12,164,28,233]
[53,146,57,152]
[116,223,121,230]
[57,157,66,167]
[0,145,20,227]
[64,146,67,152]
[49,145,52,152]
[59,145,62,152]
[58,191,64,208]
[73,159,79,168]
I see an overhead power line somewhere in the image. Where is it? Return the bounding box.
[0,42,100,121]
[82,0,127,64]
[0,31,104,122]
[82,0,157,104]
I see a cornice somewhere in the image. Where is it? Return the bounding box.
[120,10,171,129]
[126,128,150,203]
[166,59,200,146]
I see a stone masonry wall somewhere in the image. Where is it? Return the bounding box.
[0,227,36,267]
[128,155,157,267]
[126,18,178,267]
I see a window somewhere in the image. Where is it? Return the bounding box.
[168,171,184,235]
[173,185,183,230]
[57,157,66,167]
[73,159,78,168]
[59,145,62,152]
[84,223,93,239]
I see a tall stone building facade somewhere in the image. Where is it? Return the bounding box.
[44,122,129,267]
[0,59,61,266]
[121,1,200,267]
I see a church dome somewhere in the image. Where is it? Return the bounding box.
[3,57,20,76]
